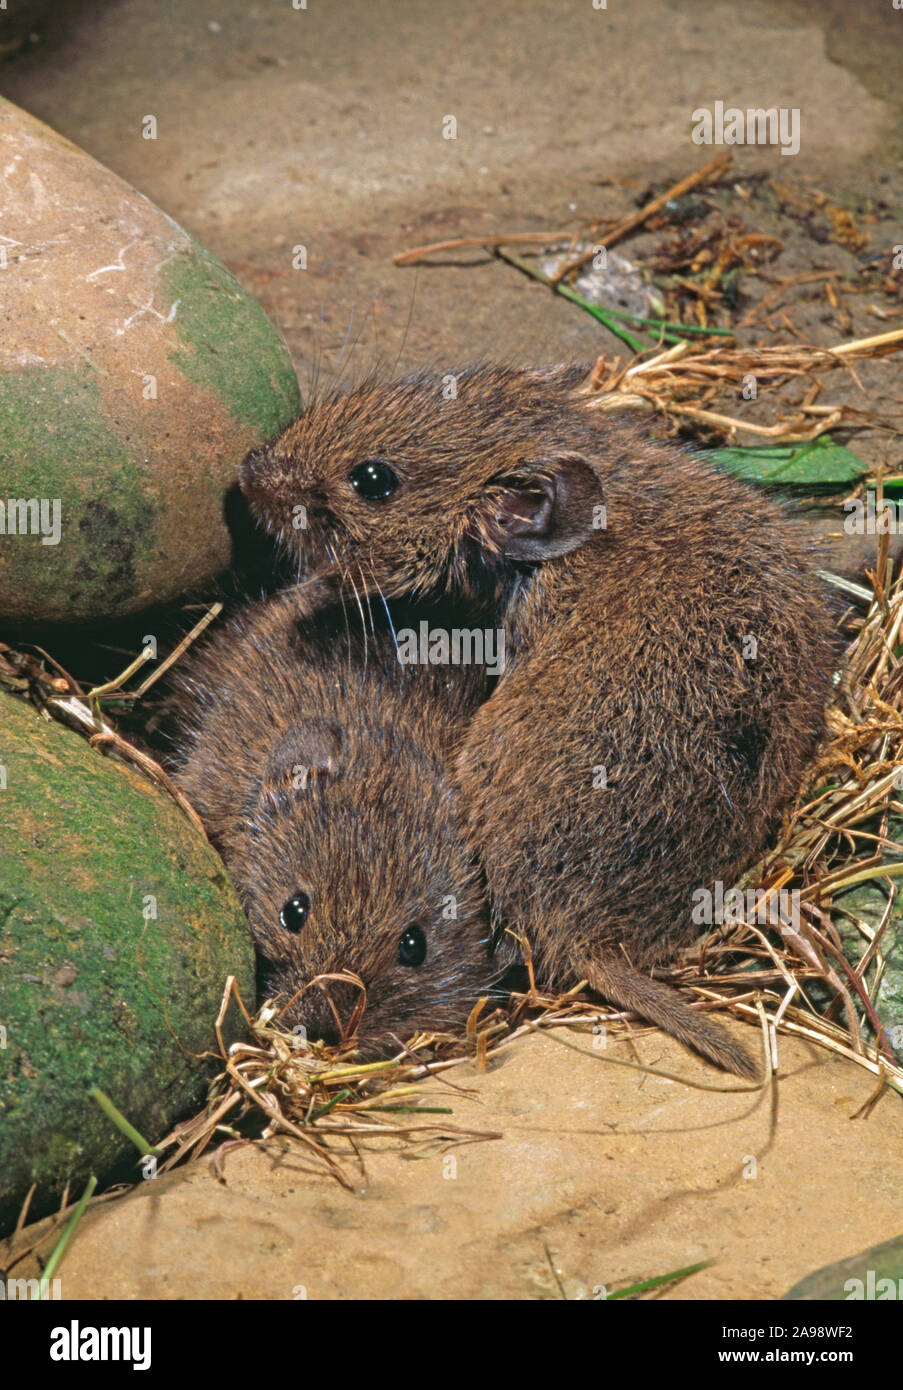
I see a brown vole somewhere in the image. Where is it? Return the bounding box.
[240,363,841,1078]
[166,585,494,1055]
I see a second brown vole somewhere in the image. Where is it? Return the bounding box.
[240,363,841,1078]
[166,586,494,1055]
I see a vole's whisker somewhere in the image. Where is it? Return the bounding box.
[392,275,419,378]
[369,570,400,659]
[356,562,377,640]
[336,303,355,370]
[325,543,356,683]
[346,566,369,670]
[331,300,378,398]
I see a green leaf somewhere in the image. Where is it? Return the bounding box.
[707,436,867,487]
[603,1259,713,1300]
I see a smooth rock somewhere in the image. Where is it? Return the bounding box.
[0,97,301,622]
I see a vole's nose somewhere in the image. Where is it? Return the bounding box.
[282,976,364,1048]
[239,444,275,499]
[240,446,311,536]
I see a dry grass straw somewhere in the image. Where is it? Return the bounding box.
[153,979,513,1189]
[0,602,224,836]
[578,327,903,443]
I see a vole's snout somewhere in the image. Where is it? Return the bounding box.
[238,443,269,497]
[279,974,364,1049]
[240,444,298,506]
[240,444,310,537]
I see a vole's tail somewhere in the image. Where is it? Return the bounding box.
[579,951,761,1080]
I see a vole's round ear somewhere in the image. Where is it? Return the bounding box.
[477,452,603,561]
[261,721,346,803]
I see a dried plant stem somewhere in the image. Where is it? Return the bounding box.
[394,230,581,265]
[578,329,903,441]
[548,152,734,285]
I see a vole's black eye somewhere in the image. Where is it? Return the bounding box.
[398,925,426,967]
[350,459,398,501]
[280,891,311,933]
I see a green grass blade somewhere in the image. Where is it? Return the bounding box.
[604,1258,713,1300]
[37,1174,98,1297]
[496,248,731,350]
[88,1086,162,1157]
[495,248,655,353]
[309,1087,353,1120]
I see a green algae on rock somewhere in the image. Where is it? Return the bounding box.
[0,692,255,1233]
[783,1233,903,1300]
[0,96,301,623]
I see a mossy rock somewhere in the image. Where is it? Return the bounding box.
[0,692,255,1233]
[0,97,301,622]
[783,1233,903,1300]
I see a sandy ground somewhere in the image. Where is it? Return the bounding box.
[3,0,901,383]
[3,0,903,1300]
[11,1029,903,1301]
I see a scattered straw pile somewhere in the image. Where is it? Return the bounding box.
[580,328,903,442]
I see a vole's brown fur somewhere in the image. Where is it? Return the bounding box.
[166,585,494,1054]
[242,363,841,1079]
